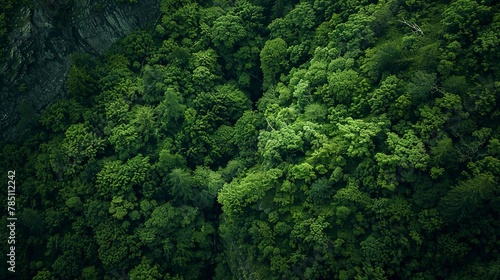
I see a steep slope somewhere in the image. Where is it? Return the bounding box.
[0,0,160,140]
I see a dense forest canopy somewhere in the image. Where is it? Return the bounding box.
[1,0,500,279]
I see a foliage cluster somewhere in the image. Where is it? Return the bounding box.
[1,0,500,279]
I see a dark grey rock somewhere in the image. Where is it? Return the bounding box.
[0,0,160,141]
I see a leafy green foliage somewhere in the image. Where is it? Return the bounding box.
[96,155,152,198]
[440,173,497,222]
[260,38,288,90]
[211,14,247,49]
[4,0,500,279]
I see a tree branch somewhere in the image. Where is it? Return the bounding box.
[398,18,424,35]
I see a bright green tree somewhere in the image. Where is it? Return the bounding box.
[260,38,288,90]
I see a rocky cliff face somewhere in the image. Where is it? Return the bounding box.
[0,0,160,140]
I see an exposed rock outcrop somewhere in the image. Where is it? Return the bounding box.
[0,0,160,140]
